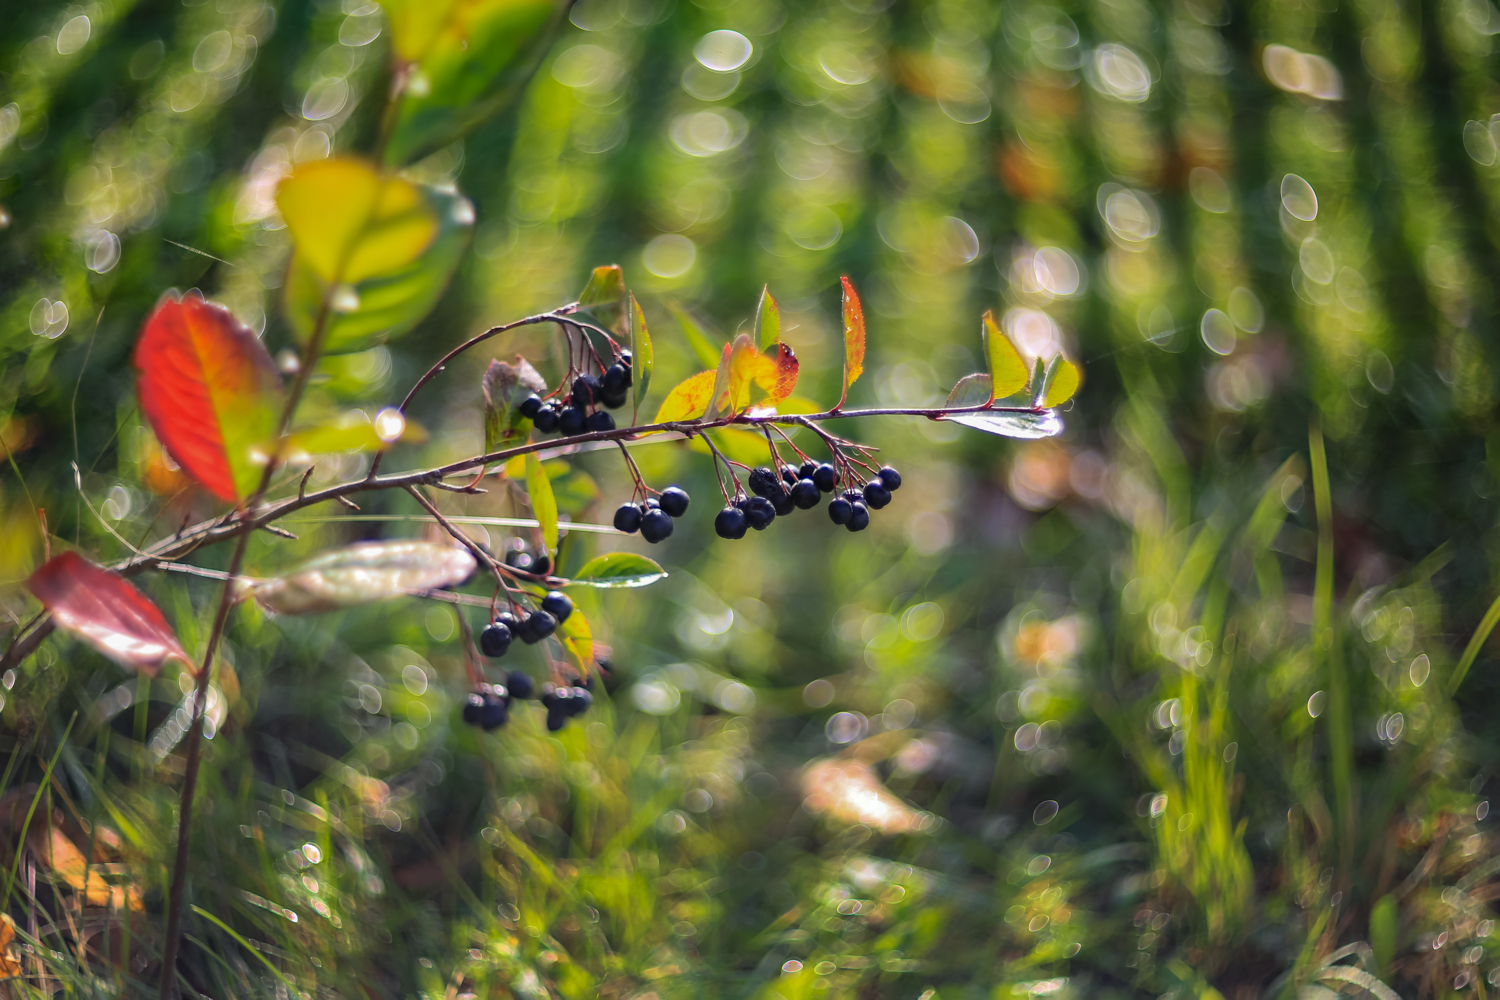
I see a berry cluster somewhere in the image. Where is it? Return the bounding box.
[715,462,901,538]
[478,590,574,656]
[519,351,633,436]
[539,682,593,732]
[460,670,534,730]
[613,486,690,544]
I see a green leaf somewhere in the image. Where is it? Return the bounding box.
[285,181,473,355]
[945,373,992,408]
[378,0,567,166]
[944,408,1064,440]
[754,285,780,352]
[669,302,724,369]
[1370,894,1397,981]
[1029,357,1048,407]
[280,411,426,457]
[525,451,558,555]
[483,357,546,455]
[277,158,438,286]
[578,264,626,334]
[247,541,477,614]
[981,309,1029,401]
[630,293,652,418]
[568,552,667,589]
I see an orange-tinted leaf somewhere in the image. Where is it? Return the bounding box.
[654,370,718,424]
[28,552,189,676]
[982,310,1030,401]
[762,342,799,404]
[840,276,866,402]
[134,292,284,502]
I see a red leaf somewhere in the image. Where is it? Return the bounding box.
[28,553,189,676]
[840,276,865,404]
[134,292,285,503]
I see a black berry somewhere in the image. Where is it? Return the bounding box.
[828,497,853,525]
[479,621,512,658]
[503,550,531,570]
[462,692,484,725]
[506,670,535,700]
[519,394,543,419]
[602,364,628,394]
[546,706,569,731]
[641,508,674,543]
[614,503,643,533]
[791,479,821,509]
[846,502,870,531]
[799,461,818,480]
[715,505,749,539]
[495,610,522,634]
[601,386,628,410]
[863,479,892,509]
[533,404,559,433]
[587,409,615,433]
[532,555,551,577]
[558,406,586,436]
[659,487,690,517]
[568,688,593,716]
[878,466,902,491]
[812,463,837,492]
[572,375,601,407]
[541,591,573,624]
[519,610,557,643]
[769,489,795,516]
[480,688,509,730]
[780,464,800,486]
[748,467,781,499]
[743,496,777,530]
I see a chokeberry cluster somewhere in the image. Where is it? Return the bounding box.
[519,351,633,437]
[715,462,901,538]
[464,592,596,732]
[613,486,690,544]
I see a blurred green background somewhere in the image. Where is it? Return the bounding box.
[5,0,1500,996]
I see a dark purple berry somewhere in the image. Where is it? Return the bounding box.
[812,463,837,492]
[558,406,586,436]
[863,479,892,510]
[791,479,821,509]
[538,683,559,708]
[602,364,628,394]
[495,610,522,633]
[744,496,777,530]
[506,670,535,700]
[479,621,512,658]
[572,375,601,407]
[541,591,573,624]
[715,506,749,539]
[519,394,543,419]
[659,487,690,517]
[519,610,557,643]
[614,503,643,533]
[567,688,593,716]
[601,386,628,409]
[878,466,902,491]
[780,464,800,486]
[533,404,559,433]
[828,497,853,525]
[846,502,870,531]
[546,705,569,732]
[641,508,674,543]
[769,489,795,516]
[799,461,818,480]
[748,467,781,499]
[532,555,551,577]
[587,409,615,432]
[480,689,509,730]
[462,692,485,725]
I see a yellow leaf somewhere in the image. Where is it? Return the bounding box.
[525,452,558,555]
[276,158,438,286]
[653,369,718,424]
[1042,357,1081,407]
[982,309,1030,400]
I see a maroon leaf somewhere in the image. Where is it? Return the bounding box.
[28,553,190,676]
